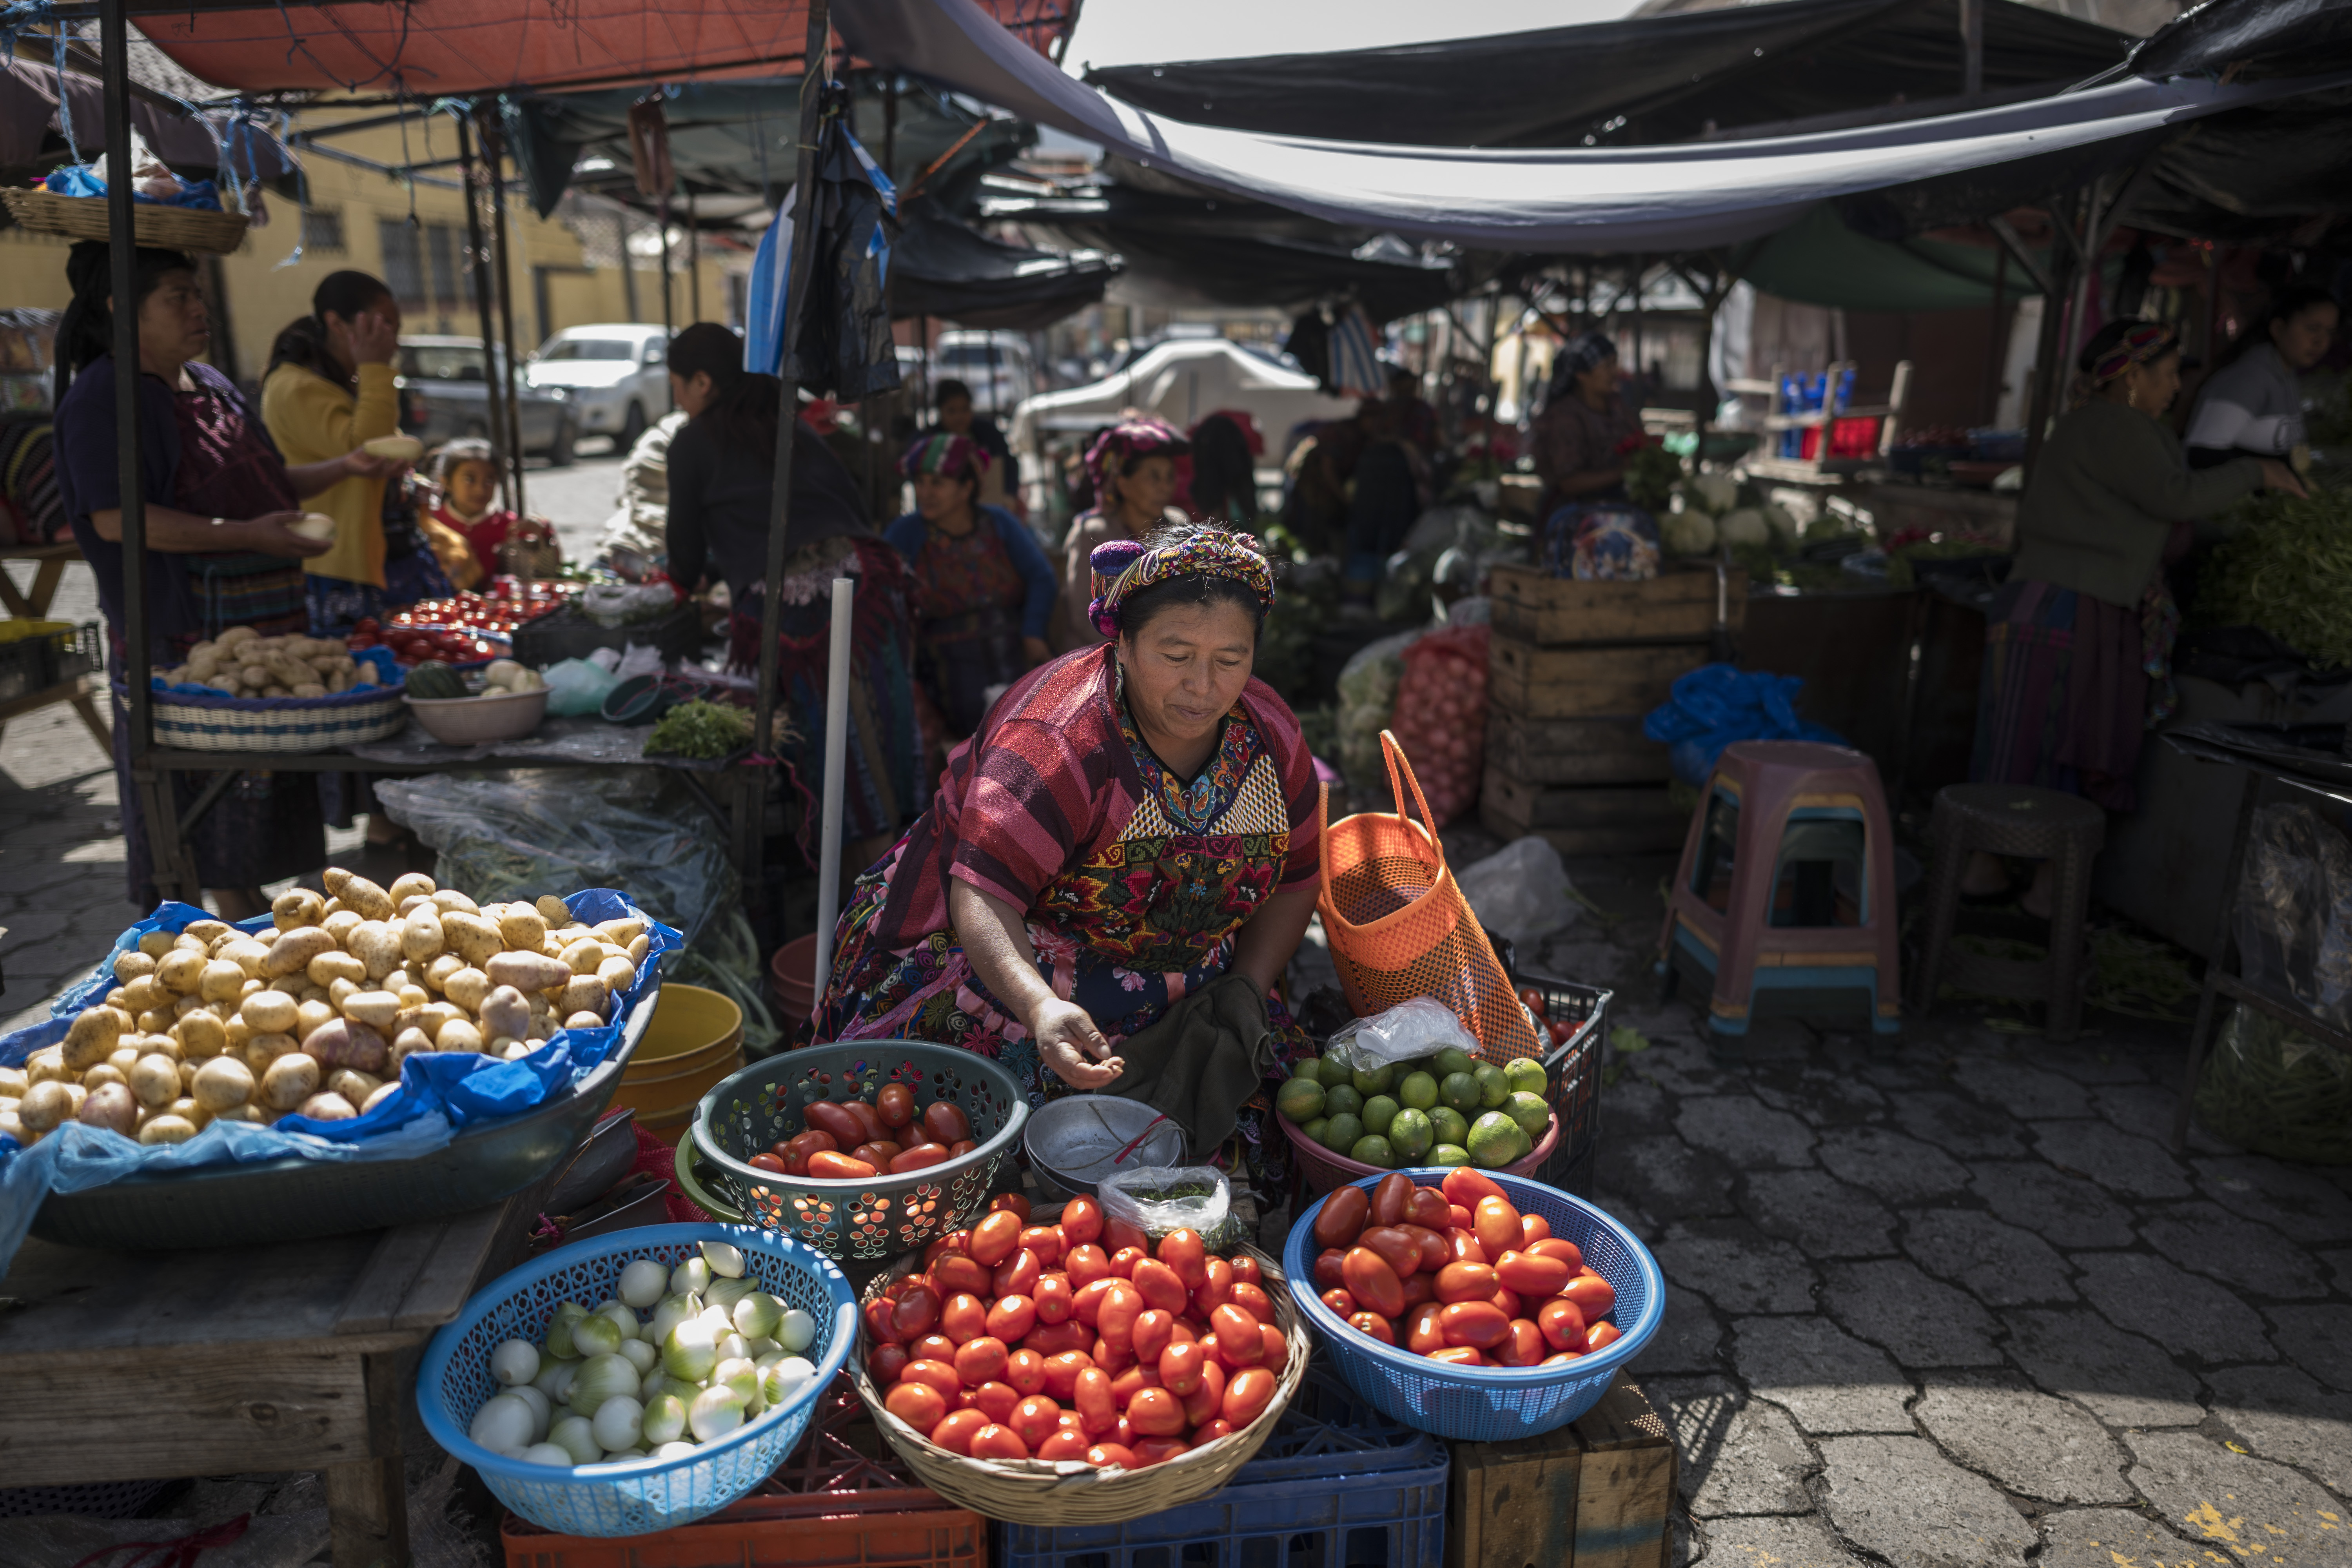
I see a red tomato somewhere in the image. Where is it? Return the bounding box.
[1229,1282,1277,1326]
[1537,1297,1589,1352]
[1426,1346,1485,1367]
[987,1295,1037,1343]
[969,1210,1024,1268]
[1034,1275,1074,1325]
[954,1336,1009,1386]
[850,1142,902,1171]
[1402,1225,1451,1275]
[1131,1308,1176,1364]
[1091,1335,1133,1376]
[1131,1436,1190,1467]
[912,1333,957,1364]
[1320,1287,1359,1317]
[923,1102,973,1145]
[1011,1394,1062,1449]
[1496,1318,1546,1367]
[1313,1249,1349,1291]
[1036,1429,1092,1461]
[1229,1254,1261,1287]
[1103,1217,1149,1256]
[933,1255,992,1297]
[1192,1417,1236,1445]
[1125,1386,1186,1437]
[1449,1205,1475,1232]
[1399,1272,1437,1310]
[1405,1187,1453,1231]
[1191,1256,1233,1315]
[891,1143,952,1173]
[885,1381,948,1429]
[1495,1250,1571,1297]
[806,1150,877,1181]
[899,1359,961,1399]
[940,1293,988,1345]
[1521,1212,1552,1245]
[748,1152,788,1174]
[1441,1167,1508,1209]
[1548,1018,1575,1047]
[1439,1301,1512,1349]
[1041,1351,1095,1402]
[1528,1237,1586,1271]
[1005,1347,1048,1397]
[1180,1358,1227,1427]
[1370,1172,1414,1229]
[1221,1367,1278,1427]
[1405,1302,1447,1355]
[1562,1273,1617,1319]
[1130,1259,1188,1315]
[1158,1340,1207,1395]
[876,1083,916,1129]
[1341,1249,1406,1319]
[1096,1282,1145,1352]
[989,1191,1033,1223]
[1448,1230,1490,1268]
[1071,1278,1115,1327]
[1020,1226,1065,1267]
[1022,1320,1091,1357]
[1108,1246,1147,1279]
[1348,1311,1397,1346]
[1060,1195,1105,1246]
[1519,987,1548,1018]
[1356,1226,1422,1280]
[1436,1262,1497,1303]
[1209,1304,1265,1365]
[1065,1244,1111,1288]
[869,1342,911,1384]
[967,1423,1030,1461]
[844,1100,887,1143]
[1313,1186,1370,1250]
[922,1230,971,1270]
[1490,1284,1524,1321]
[890,1285,943,1339]
[1073,1366,1118,1434]
[801,1100,864,1145]
[1156,1228,1207,1289]
[1586,1321,1622,1354]
[1259,1323,1289,1373]
[993,1249,1042,1299]
[971,1380,1020,1425]
[1474,1196,1524,1259]
[1084,1443,1139,1470]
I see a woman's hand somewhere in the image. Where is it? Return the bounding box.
[2259,457,2310,500]
[1022,635,1051,668]
[1029,997,1123,1089]
[339,307,400,367]
[244,511,335,559]
[341,449,404,481]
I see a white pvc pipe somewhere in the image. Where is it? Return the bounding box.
[808,575,856,1024]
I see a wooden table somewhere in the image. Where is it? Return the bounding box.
[0,1179,554,1567]
[0,541,108,753]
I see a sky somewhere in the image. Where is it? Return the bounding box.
[1060,0,1650,72]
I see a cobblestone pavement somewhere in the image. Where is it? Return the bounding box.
[1524,854,2352,1568]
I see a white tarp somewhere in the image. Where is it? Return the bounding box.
[1009,338,1356,455]
[837,0,2346,251]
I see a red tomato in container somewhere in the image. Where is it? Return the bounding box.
[748,1152,787,1174]
[923,1102,973,1145]
[1370,1172,1414,1228]
[1341,1249,1405,1319]
[933,1255,992,1297]
[1439,1301,1512,1350]
[1320,1287,1359,1317]
[892,1143,952,1173]
[1229,1254,1261,1287]
[969,1210,1023,1268]
[993,1249,1042,1299]
[987,1295,1037,1343]
[1066,1244,1111,1288]
[1061,1195,1105,1246]
[1586,1321,1623,1354]
[1228,1282,1277,1325]
[1474,1196,1524,1259]
[1011,1395,1062,1449]
[868,1343,910,1384]
[1562,1273,1617,1319]
[953,1337,1009,1386]
[1312,1249,1348,1291]
[968,1424,1030,1462]
[1180,1359,1227,1427]
[1313,1186,1370,1250]
[1158,1341,1207,1395]
[1528,1238,1586,1271]
[1356,1226,1422,1280]
[890,1285,942,1339]
[1085,1443,1139,1470]
[1040,1352,1094,1402]
[1020,1226,1065,1267]
[1005,1347,1048,1396]
[1537,1298,1590,1352]
[1130,1259,1188,1315]
[1521,1213,1552,1245]
[1125,1387,1185,1438]
[1131,1309,1176,1365]
[1073,1367,1118,1434]
[1096,1282,1144,1352]
[1033,1275,1074,1325]
[1036,1429,1091,1461]
[971,1381,1019,1425]
[988,1192,1032,1222]
[1496,1319,1547,1367]
[877,1083,916,1129]
[1494,1250,1571,1298]
[899,1359,961,1400]
[1436,1263,1497,1303]
[1405,1303,1447,1356]
[1441,1167,1508,1209]
[940,1294,988,1345]
[1131,1436,1190,1467]
[1349,1311,1397,1346]
[1221,1367,1278,1428]
[1210,1305,1265,1365]
[884,1381,947,1430]
[806,1150,875,1181]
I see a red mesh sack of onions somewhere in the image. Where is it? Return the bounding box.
[1387,625,1490,826]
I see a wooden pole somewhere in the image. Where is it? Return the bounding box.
[102,0,146,754]
[456,114,515,512]
[810,576,855,1004]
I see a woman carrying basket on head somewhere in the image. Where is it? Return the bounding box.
[814,521,1323,1199]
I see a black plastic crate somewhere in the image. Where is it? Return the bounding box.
[50,620,100,682]
[510,599,710,668]
[1508,966,1609,1187]
[0,636,42,704]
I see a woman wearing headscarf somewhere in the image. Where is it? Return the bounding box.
[1531,330,1643,519]
[1969,320,2305,914]
[1053,415,1189,651]
[883,432,1058,740]
[258,270,426,633]
[662,323,924,871]
[2185,283,2340,471]
[815,519,1321,1197]
[47,241,386,915]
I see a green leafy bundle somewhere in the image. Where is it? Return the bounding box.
[2198,488,2352,669]
[1623,444,1685,514]
[646,699,753,760]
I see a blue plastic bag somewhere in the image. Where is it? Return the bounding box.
[1642,663,1848,786]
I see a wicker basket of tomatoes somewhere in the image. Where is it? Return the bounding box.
[689,1041,1028,1260]
[849,1191,1311,1525]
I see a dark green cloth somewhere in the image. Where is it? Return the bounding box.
[1105,973,1277,1159]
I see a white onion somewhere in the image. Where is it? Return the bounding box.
[617,1338,659,1377]
[713,1357,760,1411]
[532,1360,577,1404]
[571,1315,623,1359]
[544,1301,590,1360]
[595,1301,642,1343]
[618,1259,670,1310]
[706,1276,755,1315]
[653,1441,699,1460]
[519,1442,575,1467]
[591,1394,645,1453]
[469,1393,534,1454]
[717,1332,749,1365]
[761,1356,816,1408]
[688,1386,746,1443]
[639,1363,668,1401]
[642,1391,689,1447]
[670,1257,712,1296]
[508,1384,553,1443]
[777,1308,816,1354]
[732,1292,781,1342]
[699,1240,746,1278]
[549,1414,601,1465]
[663,1318,718,1381]
[566,1353,642,1417]
[649,1293,699,1348]
[745,1338,781,1363]
[491,1339,540,1388]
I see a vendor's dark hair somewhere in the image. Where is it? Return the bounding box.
[1188,413,1257,527]
[267,270,395,394]
[53,240,198,407]
[1116,519,1270,639]
[2214,283,2343,371]
[935,377,973,405]
[670,321,782,468]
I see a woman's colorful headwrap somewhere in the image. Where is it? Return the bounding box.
[1083,415,1189,498]
[2089,322,2176,385]
[898,431,992,481]
[1088,530,1276,639]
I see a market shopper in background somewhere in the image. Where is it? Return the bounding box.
[47,241,386,916]
[1531,331,1644,518]
[1969,320,2306,915]
[2185,284,2341,470]
[884,432,1057,742]
[1053,415,1188,651]
[663,323,923,881]
[595,407,691,563]
[928,378,1017,513]
[424,438,560,585]
[1187,411,1261,529]
[815,519,1321,1199]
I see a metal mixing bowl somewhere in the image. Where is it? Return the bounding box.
[1022,1095,1186,1199]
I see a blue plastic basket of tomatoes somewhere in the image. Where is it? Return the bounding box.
[1281,1167,1662,1442]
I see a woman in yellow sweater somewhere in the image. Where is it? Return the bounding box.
[261,271,411,633]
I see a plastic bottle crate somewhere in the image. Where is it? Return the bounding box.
[501,1373,986,1568]
[1507,967,1609,1189]
[996,1369,1448,1568]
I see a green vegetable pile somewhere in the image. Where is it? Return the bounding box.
[1623,443,1686,514]
[2198,487,2352,668]
[2195,1003,2352,1165]
[646,700,753,760]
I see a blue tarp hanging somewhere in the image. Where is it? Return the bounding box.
[746,82,901,401]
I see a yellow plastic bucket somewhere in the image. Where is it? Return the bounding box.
[615,984,744,1142]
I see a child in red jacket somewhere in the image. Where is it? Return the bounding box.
[428,438,559,584]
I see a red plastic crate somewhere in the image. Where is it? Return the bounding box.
[501,1374,986,1568]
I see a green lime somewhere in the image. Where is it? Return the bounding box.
[1289,1057,1325,1087]
[1428,1105,1470,1147]
[1350,1061,1396,1096]
[1396,1070,1439,1111]
[1319,1113,1363,1153]
[1387,1107,1434,1161]
[1433,1046,1477,1080]
[1428,1143,1471,1167]
[1466,1111,1531,1168]
[1472,1063,1511,1110]
[1322,1083,1364,1119]
[1301,1116,1329,1145]
[1504,1057,1548,1098]
[1361,1094,1399,1137]
[1349,1134,1397,1169]
[1276,1078,1326,1124]
[1504,1091,1551,1142]
[1439,1072,1483,1115]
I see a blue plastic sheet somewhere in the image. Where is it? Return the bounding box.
[1642,663,1849,786]
[0,890,680,1275]
[46,165,225,210]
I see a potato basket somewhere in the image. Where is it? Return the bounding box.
[691,1040,1027,1260]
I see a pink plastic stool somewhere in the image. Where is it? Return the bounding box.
[1656,739,1902,1036]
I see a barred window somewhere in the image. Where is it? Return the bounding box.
[300,207,345,252]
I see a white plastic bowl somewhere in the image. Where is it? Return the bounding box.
[405,685,550,744]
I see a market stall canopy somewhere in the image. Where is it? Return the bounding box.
[136,0,1070,98]
[2122,0,2352,84]
[837,0,2338,253]
[1083,0,2131,149]
[0,58,297,189]
[1730,205,2036,312]
[1007,337,1355,456]
[887,212,1118,329]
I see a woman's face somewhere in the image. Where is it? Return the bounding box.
[1112,454,1176,524]
[913,470,975,523]
[1573,356,1619,406]
[937,394,975,436]
[323,294,399,368]
[2272,303,2340,372]
[670,369,717,417]
[445,459,499,516]
[2123,350,2182,414]
[1118,599,1259,751]
[132,270,209,369]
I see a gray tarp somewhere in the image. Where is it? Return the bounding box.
[835,0,2346,252]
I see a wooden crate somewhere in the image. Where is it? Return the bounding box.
[1489,634,1708,720]
[1486,708,1671,787]
[1445,1373,1676,1568]
[1481,768,1693,857]
[1489,563,1746,648]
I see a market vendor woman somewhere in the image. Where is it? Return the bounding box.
[1969,321,2304,913]
[816,521,1322,1193]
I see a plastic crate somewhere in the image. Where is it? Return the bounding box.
[1509,969,1608,1187]
[0,634,42,703]
[501,1373,986,1568]
[51,619,100,681]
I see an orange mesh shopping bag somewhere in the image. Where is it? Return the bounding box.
[1316,730,1543,1062]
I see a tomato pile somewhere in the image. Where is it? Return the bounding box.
[345,617,503,666]
[747,1086,979,1180]
[1387,626,1490,827]
[1310,1169,1618,1368]
[867,1193,1287,1470]
[1521,986,1583,1051]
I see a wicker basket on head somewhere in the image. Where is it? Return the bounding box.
[3,188,249,255]
[850,1242,1311,1525]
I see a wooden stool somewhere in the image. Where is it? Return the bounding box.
[1910,783,2105,1040]
[1657,739,1902,1036]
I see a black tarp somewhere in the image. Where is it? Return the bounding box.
[1082,0,2131,149]
[886,212,1120,328]
[2127,0,2352,84]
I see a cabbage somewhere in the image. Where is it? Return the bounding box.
[1761,503,1801,546]
[1716,508,1769,547]
[1662,512,1717,557]
[1686,472,1740,514]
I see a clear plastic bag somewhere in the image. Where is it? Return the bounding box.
[1334,628,1423,800]
[1324,996,1481,1074]
[1096,1164,1241,1250]
[1459,835,1580,949]
[2232,802,2352,1033]
[2195,1002,2352,1165]
[543,657,622,716]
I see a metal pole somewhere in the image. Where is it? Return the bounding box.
[658,191,675,343]
[750,0,834,782]
[483,114,529,520]
[810,575,855,1009]
[1958,0,1984,98]
[456,114,515,512]
[102,0,147,757]
[1981,244,2008,424]
[687,190,702,323]
[882,76,898,183]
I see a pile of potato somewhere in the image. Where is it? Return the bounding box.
[0,870,649,1150]
[153,625,369,699]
